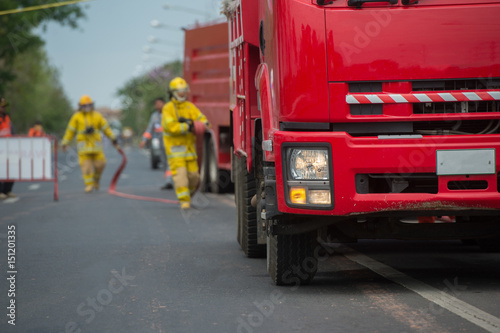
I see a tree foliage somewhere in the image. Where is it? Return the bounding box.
[4,46,73,136]
[0,0,85,94]
[117,61,183,134]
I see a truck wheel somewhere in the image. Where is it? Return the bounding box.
[204,136,233,193]
[206,135,220,193]
[217,170,233,193]
[267,231,318,286]
[235,155,266,258]
[198,133,212,192]
[233,147,241,245]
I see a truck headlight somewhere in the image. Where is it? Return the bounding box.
[284,145,333,208]
[288,148,329,180]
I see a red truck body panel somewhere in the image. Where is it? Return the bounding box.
[184,21,231,170]
[229,0,500,217]
[326,6,500,82]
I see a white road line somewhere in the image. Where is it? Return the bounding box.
[343,248,500,333]
[28,184,41,190]
[3,197,20,204]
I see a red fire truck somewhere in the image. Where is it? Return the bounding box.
[224,0,500,285]
[183,21,232,193]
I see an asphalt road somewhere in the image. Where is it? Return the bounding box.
[1,146,500,333]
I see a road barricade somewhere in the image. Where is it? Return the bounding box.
[0,136,58,201]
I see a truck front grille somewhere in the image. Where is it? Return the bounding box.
[344,79,500,136]
[412,79,500,115]
[413,120,500,135]
[355,173,438,194]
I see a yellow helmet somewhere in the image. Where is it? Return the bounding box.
[79,95,93,105]
[169,77,189,102]
[78,95,94,112]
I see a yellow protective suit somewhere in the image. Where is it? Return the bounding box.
[162,99,208,205]
[62,110,116,190]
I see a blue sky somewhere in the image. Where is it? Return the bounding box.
[41,0,224,109]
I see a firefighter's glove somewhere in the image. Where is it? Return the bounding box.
[179,117,194,132]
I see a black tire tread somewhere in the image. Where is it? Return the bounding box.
[235,156,266,258]
[268,231,317,286]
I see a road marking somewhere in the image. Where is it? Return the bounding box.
[343,248,500,333]
[29,184,41,190]
[3,197,20,204]
[357,283,450,333]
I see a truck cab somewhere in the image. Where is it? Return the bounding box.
[225,0,500,285]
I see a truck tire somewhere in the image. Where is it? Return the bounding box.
[234,148,243,246]
[235,155,266,258]
[267,231,318,286]
[198,132,212,193]
[217,169,233,193]
[206,135,220,193]
[204,135,233,193]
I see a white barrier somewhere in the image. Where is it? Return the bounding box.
[0,136,58,201]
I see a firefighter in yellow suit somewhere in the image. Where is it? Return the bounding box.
[61,95,118,193]
[162,77,209,210]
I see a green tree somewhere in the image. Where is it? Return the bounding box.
[0,0,85,94]
[117,61,182,134]
[5,46,73,136]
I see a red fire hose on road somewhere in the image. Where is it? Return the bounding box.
[108,147,180,204]
[108,121,210,204]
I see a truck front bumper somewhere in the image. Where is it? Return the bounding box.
[274,131,500,216]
